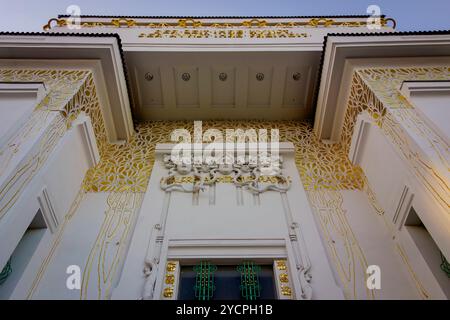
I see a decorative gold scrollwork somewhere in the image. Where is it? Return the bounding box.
[43,18,66,31]
[42,16,396,31]
[275,260,287,270]
[279,273,289,283]
[178,18,202,28]
[163,287,174,298]
[381,17,397,29]
[166,261,177,272]
[165,274,175,285]
[111,18,136,28]
[307,18,334,27]
[281,285,292,296]
[242,19,267,27]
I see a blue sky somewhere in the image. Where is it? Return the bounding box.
[0,0,449,32]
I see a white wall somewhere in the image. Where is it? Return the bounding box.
[355,118,450,299]
[408,91,450,143]
[0,83,46,149]
[0,115,96,299]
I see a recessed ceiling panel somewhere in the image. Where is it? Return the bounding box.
[126,51,321,120]
[282,66,311,107]
[174,66,199,107]
[136,66,163,107]
[247,66,273,107]
[211,66,235,107]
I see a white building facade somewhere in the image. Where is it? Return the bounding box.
[0,15,449,300]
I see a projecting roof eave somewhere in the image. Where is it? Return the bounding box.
[0,32,134,143]
[314,30,450,141]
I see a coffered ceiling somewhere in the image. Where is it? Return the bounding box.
[125,51,321,121]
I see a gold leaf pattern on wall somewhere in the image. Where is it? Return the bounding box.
[80,192,143,300]
[342,68,450,212]
[307,189,376,300]
[0,69,94,221]
[82,120,364,193]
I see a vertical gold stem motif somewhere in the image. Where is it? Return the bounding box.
[80,192,143,300]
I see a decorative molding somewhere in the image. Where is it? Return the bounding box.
[0,82,47,149]
[348,113,372,165]
[338,66,450,298]
[399,80,450,146]
[0,34,134,142]
[280,191,312,299]
[37,186,59,233]
[166,239,287,260]
[142,191,171,300]
[160,153,290,196]
[394,185,414,227]
[314,36,450,141]
[73,114,100,167]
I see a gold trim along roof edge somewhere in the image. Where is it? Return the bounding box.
[43,16,396,31]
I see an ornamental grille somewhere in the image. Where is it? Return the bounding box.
[237,261,261,300]
[193,261,217,300]
[441,252,450,278]
[0,258,12,286]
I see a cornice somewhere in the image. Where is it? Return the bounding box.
[312,29,450,131]
[0,31,134,130]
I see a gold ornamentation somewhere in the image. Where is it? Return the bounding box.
[307,18,335,27]
[3,69,367,301]
[111,18,136,28]
[362,175,385,215]
[165,274,175,285]
[80,192,144,300]
[166,261,177,272]
[333,66,449,299]
[163,287,174,298]
[275,260,287,270]
[82,119,364,194]
[138,29,307,39]
[19,65,439,301]
[161,260,178,299]
[279,273,289,283]
[27,188,85,299]
[281,285,292,296]
[395,244,430,299]
[0,69,95,221]
[43,17,395,30]
[178,18,202,28]
[307,190,375,300]
[43,18,66,30]
[242,19,267,27]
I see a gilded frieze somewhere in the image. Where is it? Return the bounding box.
[44,17,396,31]
[82,120,364,193]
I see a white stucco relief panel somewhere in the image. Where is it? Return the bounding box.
[113,143,342,300]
